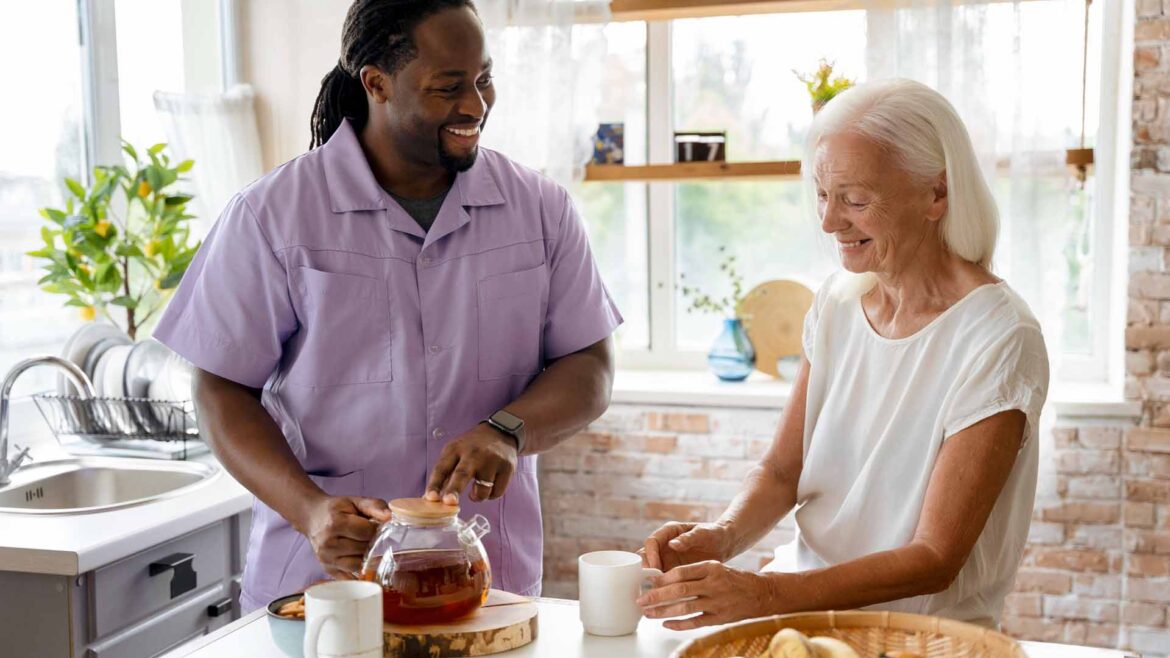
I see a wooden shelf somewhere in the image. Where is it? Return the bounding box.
[608,0,863,22]
[584,160,802,182]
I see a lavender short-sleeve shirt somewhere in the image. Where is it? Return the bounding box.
[154,120,622,611]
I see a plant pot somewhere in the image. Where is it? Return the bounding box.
[707,317,756,382]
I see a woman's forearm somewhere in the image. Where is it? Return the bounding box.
[716,463,799,559]
[765,542,954,613]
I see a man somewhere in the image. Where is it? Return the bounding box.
[154,0,620,612]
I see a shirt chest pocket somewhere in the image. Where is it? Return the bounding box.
[477,265,547,381]
[290,267,393,386]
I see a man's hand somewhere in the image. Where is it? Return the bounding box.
[299,495,392,580]
[425,424,518,503]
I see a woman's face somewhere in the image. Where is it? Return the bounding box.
[812,132,947,275]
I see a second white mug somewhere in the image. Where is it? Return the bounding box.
[578,550,663,636]
[303,580,383,658]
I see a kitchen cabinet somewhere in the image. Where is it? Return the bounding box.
[0,512,251,658]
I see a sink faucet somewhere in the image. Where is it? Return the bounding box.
[0,356,96,486]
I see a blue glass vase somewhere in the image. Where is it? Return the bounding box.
[707,317,755,382]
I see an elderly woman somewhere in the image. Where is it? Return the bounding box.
[638,79,1049,630]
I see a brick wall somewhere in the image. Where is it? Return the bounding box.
[538,7,1170,656]
[538,405,792,599]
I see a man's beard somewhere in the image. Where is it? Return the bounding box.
[438,142,479,173]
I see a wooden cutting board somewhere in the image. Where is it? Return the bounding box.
[737,279,815,378]
[382,589,538,657]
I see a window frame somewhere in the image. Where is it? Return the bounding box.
[609,0,1133,386]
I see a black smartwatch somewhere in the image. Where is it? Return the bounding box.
[484,409,525,454]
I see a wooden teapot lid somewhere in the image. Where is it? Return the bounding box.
[389,497,459,520]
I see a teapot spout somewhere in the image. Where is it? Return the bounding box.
[463,514,491,542]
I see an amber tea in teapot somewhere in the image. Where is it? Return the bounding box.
[361,498,492,625]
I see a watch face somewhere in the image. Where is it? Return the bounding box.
[493,410,523,432]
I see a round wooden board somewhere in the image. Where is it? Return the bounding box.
[382,590,538,657]
[737,279,815,378]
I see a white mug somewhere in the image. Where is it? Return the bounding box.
[578,550,663,636]
[303,580,383,658]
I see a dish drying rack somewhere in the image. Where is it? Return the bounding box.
[31,394,206,460]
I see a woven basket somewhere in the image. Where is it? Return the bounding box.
[670,610,1026,658]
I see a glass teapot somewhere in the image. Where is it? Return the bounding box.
[360,497,492,625]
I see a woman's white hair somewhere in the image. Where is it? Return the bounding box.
[803,78,999,271]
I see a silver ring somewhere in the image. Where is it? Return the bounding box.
[474,479,494,488]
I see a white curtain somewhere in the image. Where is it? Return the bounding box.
[477,0,610,185]
[865,0,1091,369]
[153,84,264,236]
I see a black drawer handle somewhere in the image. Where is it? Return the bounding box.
[207,597,233,618]
[149,552,197,600]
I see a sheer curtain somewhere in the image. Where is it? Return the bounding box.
[153,84,264,236]
[476,0,610,185]
[865,0,1091,368]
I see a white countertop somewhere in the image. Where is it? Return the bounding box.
[0,400,252,575]
[166,598,1137,658]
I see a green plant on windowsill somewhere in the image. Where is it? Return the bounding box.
[678,246,746,318]
[795,58,854,113]
[27,142,202,340]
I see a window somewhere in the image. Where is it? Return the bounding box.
[574,0,1128,384]
[0,0,226,391]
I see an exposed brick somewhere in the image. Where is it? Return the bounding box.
[675,435,745,458]
[1004,592,1043,617]
[1137,18,1170,41]
[1128,478,1170,502]
[643,435,678,453]
[1130,453,1170,478]
[1127,502,1159,527]
[1127,325,1170,349]
[1083,623,1120,649]
[1129,627,1170,656]
[1027,521,1065,545]
[1040,502,1121,524]
[1065,475,1122,500]
[705,459,756,480]
[595,497,642,518]
[1131,299,1159,325]
[1073,573,1122,599]
[641,455,704,478]
[1132,271,1170,299]
[1013,570,1072,595]
[1032,548,1112,573]
[1133,349,1157,377]
[1127,529,1170,554]
[642,501,714,522]
[582,453,647,476]
[1131,553,1170,576]
[1056,451,1121,475]
[1139,0,1165,17]
[1000,616,1063,643]
[1080,427,1125,449]
[646,412,710,434]
[1044,596,1119,623]
[1053,427,1078,448]
[1128,577,1170,603]
[1123,601,1167,626]
[1130,426,1170,453]
[1139,45,1164,72]
[1069,525,1124,550]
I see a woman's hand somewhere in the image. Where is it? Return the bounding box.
[637,561,781,630]
[640,522,733,572]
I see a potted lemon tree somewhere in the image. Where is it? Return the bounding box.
[28,143,202,340]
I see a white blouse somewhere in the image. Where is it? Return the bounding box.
[763,273,1049,626]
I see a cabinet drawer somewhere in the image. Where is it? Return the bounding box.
[85,585,232,658]
[91,520,230,638]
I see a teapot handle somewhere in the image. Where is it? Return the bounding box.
[464,514,490,541]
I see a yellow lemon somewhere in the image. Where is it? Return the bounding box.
[94,220,111,238]
[80,306,96,322]
[145,240,161,257]
[137,180,151,197]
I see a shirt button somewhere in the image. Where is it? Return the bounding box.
[420,256,434,266]
[429,345,442,354]
[432,428,445,440]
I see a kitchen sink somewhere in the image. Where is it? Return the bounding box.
[0,457,219,514]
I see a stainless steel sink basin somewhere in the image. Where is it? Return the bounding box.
[0,457,219,514]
